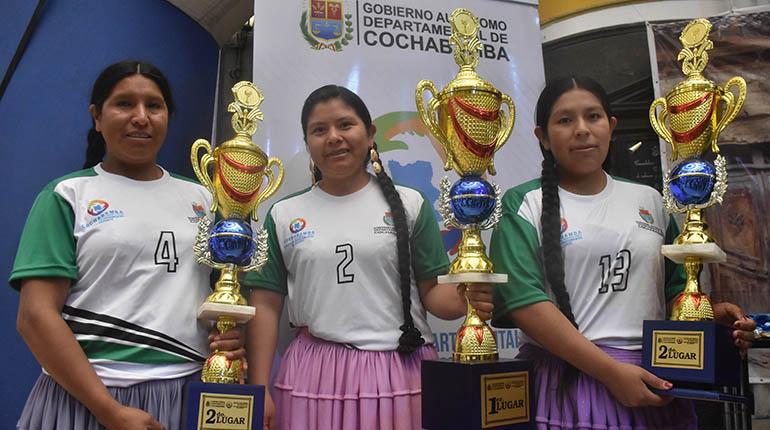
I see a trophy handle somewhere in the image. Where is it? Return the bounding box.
[495,94,515,152]
[416,80,453,171]
[253,157,284,220]
[713,77,747,153]
[191,139,218,212]
[649,98,676,160]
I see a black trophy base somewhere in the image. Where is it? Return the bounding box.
[183,381,264,430]
[422,358,534,430]
[649,386,748,404]
[642,320,745,403]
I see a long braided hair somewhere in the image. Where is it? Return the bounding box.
[535,76,614,387]
[301,85,424,353]
[83,60,175,169]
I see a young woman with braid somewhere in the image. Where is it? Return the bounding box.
[489,76,756,429]
[244,84,493,430]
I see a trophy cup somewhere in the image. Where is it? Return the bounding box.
[417,9,533,429]
[643,18,747,402]
[182,81,284,429]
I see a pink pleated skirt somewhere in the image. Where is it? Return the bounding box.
[273,328,438,430]
[518,343,698,430]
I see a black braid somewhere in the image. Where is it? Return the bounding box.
[540,151,578,329]
[371,147,424,353]
[311,163,322,184]
[541,149,581,397]
[83,128,106,169]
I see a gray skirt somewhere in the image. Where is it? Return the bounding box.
[17,372,200,430]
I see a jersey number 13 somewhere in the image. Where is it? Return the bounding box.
[598,249,630,294]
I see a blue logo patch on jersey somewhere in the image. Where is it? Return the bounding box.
[559,217,583,246]
[81,199,124,230]
[87,199,109,216]
[284,217,314,248]
[289,218,307,233]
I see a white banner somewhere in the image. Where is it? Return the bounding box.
[253,0,545,359]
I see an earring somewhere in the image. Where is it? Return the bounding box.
[370,147,382,174]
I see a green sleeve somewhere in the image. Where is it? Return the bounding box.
[490,189,551,328]
[410,197,450,282]
[9,186,77,290]
[664,215,686,302]
[242,210,288,295]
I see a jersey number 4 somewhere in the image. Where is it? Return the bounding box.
[155,231,179,272]
[598,249,630,294]
[335,243,355,284]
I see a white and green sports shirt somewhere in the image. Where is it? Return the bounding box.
[490,174,685,350]
[11,164,213,386]
[244,175,449,350]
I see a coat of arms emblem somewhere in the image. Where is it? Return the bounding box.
[639,208,654,224]
[301,0,353,51]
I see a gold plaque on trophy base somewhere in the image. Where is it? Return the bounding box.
[481,371,530,428]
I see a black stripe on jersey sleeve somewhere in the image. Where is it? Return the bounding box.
[65,320,206,362]
[62,305,203,358]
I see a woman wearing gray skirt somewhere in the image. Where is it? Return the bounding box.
[10,60,243,430]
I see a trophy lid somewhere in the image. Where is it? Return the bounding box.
[440,9,500,97]
[679,19,712,73]
[219,81,266,151]
[672,19,717,88]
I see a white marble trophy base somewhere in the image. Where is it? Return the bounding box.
[438,272,508,284]
[661,243,727,264]
[197,302,255,324]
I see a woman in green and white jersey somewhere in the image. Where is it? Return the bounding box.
[244,85,494,430]
[10,61,243,430]
[489,76,756,429]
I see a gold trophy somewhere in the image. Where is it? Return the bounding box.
[191,81,284,383]
[416,8,513,363]
[418,8,532,430]
[643,18,747,399]
[183,81,283,429]
[649,18,746,320]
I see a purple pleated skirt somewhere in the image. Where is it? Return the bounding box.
[518,343,697,430]
[17,372,198,430]
[273,328,438,430]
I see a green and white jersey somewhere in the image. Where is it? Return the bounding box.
[244,175,449,350]
[490,174,685,350]
[10,164,213,386]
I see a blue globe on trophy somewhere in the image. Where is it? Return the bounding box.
[209,219,255,265]
[668,159,716,206]
[449,176,496,224]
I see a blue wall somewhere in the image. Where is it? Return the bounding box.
[0,0,219,425]
[0,0,36,78]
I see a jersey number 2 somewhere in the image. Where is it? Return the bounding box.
[598,249,630,294]
[155,231,179,272]
[335,243,354,284]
